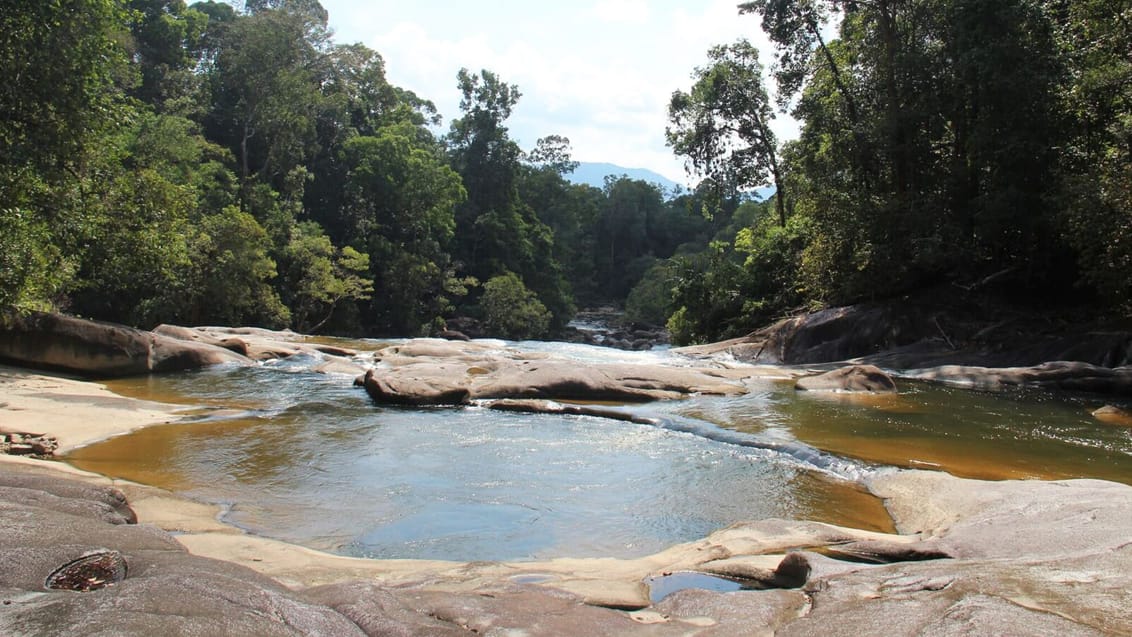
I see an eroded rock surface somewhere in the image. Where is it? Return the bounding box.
[358,338,754,405]
[795,364,897,393]
[3,460,1131,635]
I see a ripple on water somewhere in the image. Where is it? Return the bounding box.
[79,339,1132,562]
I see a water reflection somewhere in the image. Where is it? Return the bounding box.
[69,340,1132,562]
[70,373,893,560]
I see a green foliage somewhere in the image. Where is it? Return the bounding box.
[1054,0,1132,311]
[8,0,1128,343]
[280,222,372,333]
[446,68,576,330]
[624,260,673,327]
[0,206,72,312]
[480,272,551,340]
[668,39,785,226]
[666,241,748,345]
[190,207,290,327]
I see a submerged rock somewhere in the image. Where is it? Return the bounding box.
[795,364,898,393]
[1093,404,1132,427]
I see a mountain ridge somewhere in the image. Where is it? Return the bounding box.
[566,162,685,192]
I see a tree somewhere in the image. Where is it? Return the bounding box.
[340,125,467,334]
[279,222,372,333]
[668,39,786,226]
[203,5,326,192]
[127,0,210,110]
[447,69,574,331]
[0,0,131,311]
[480,272,551,340]
[525,135,579,175]
[1054,0,1132,310]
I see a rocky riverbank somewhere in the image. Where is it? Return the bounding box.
[2,311,1132,633]
[3,433,1130,634]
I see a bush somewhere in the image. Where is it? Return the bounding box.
[624,260,673,327]
[480,272,551,340]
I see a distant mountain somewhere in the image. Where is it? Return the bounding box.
[566,162,685,193]
[567,163,779,204]
[750,186,777,202]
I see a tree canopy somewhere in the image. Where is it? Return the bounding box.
[2,0,1127,345]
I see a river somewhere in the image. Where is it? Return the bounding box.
[66,337,1132,562]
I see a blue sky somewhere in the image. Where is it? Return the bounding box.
[319,0,795,185]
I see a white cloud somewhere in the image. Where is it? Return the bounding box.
[321,0,796,183]
[588,0,651,24]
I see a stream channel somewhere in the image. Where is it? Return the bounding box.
[66,337,1132,563]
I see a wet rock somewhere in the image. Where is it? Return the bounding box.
[359,368,471,406]
[310,343,358,357]
[1092,404,1132,427]
[795,365,898,393]
[486,399,661,424]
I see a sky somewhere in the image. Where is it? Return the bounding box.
[319,0,795,185]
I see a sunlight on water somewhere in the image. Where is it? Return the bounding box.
[70,337,1132,562]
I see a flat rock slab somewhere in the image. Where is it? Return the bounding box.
[360,338,753,405]
[0,464,364,636]
[904,361,1132,395]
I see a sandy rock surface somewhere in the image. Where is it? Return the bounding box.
[359,338,760,405]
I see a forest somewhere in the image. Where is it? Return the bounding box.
[2,0,1129,344]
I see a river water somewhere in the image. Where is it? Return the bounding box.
[66,338,1132,562]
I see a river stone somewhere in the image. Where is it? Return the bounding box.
[360,367,471,405]
[795,365,897,392]
[1092,404,1132,427]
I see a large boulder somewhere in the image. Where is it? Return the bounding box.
[358,339,751,406]
[0,312,250,378]
[795,365,898,393]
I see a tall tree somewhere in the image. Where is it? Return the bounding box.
[668,39,786,226]
[0,0,132,311]
[447,69,574,331]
